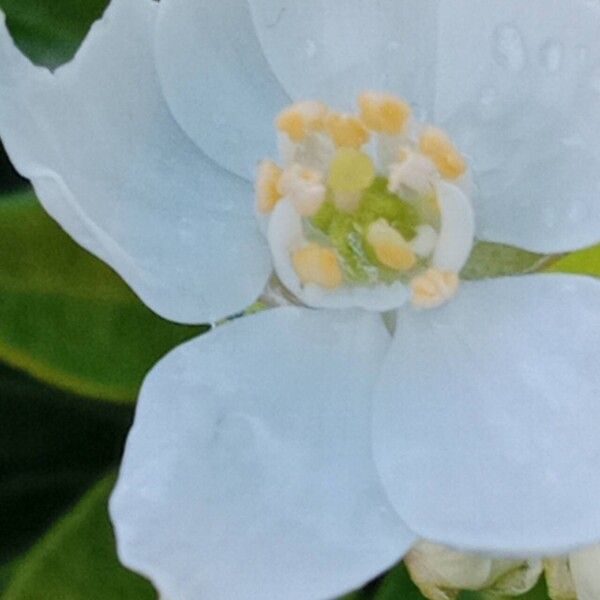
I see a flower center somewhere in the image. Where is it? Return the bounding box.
[256,92,475,311]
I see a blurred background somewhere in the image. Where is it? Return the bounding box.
[0,1,596,599]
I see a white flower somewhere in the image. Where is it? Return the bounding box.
[1,1,600,600]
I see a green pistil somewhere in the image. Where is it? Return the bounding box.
[358,177,419,239]
[309,177,422,284]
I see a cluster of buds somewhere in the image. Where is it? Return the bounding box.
[406,542,600,600]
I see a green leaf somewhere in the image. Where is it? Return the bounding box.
[338,591,369,600]
[545,243,600,277]
[370,563,428,600]
[0,0,108,68]
[0,363,132,562]
[2,474,156,600]
[0,561,18,595]
[461,242,555,281]
[0,146,25,195]
[0,190,206,403]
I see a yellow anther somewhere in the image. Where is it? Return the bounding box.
[358,92,411,135]
[411,268,459,309]
[366,219,416,271]
[419,126,467,180]
[256,160,283,214]
[325,112,370,149]
[276,101,328,142]
[328,148,375,194]
[292,243,343,290]
[277,164,326,216]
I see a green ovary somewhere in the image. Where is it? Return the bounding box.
[309,177,423,284]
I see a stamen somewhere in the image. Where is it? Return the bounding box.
[358,92,411,135]
[325,112,370,149]
[277,164,326,217]
[388,149,439,198]
[420,126,467,180]
[410,224,438,258]
[292,243,343,289]
[256,160,283,214]
[367,218,416,271]
[411,268,459,309]
[276,100,328,143]
[259,92,474,311]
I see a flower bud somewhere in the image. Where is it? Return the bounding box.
[405,542,542,600]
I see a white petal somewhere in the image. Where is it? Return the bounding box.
[373,275,600,555]
[248,0,438,113]
[570,546,600,600]
[435,0,600,253]
[432,181,475,273]
[155,0,291,180]
[111,308,414,600]
[268,199,410,311]
[0,0,271,324]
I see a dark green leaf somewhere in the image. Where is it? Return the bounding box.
[0,144,26,194]
[2,474,156,600]
[0,0,108,68]
[0,363,132,562]
[338,591,369,600]
[370,563,427,600]
[0,191,206,403]
[0,560,18,595]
